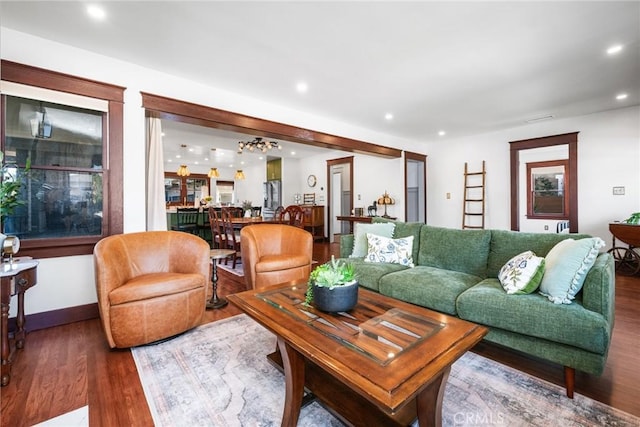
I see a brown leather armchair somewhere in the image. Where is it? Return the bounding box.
[93,230,210,348]
[240,224,313,290]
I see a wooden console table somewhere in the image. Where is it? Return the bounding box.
[1,260,38,386]
[301,205,325,241]
[336,215,373,233]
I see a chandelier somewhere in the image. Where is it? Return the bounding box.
[237,137,282,153]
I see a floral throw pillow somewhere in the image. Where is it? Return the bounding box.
[365,233,414,267]
[498,251,545,295]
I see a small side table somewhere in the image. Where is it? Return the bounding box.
[1,259,38,386]
[207,249,235,309]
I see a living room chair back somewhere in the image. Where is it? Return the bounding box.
[283,205,304,227]
[208,207,226,249]
[93,230,210,348]
[241,223,313,290]
[172,207,200,235]
[221,207,242,268]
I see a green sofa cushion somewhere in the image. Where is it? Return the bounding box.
[487,229,591,278]
[456,279,610,354]
[378,266,481,315]
[417,225,491,278]
[340,258,408,292]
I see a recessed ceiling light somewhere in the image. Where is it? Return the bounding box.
[438,130,446,136]
[607,44,623,55]
[86,5,106,20]
[616,93,628,100]
[296,82,308,93]
[291,151,296,156]
[384,113,394,120]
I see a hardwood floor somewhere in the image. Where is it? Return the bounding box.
[2,242,639,426]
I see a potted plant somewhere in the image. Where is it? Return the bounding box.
[305,256,358,312]
[1,151,29,256]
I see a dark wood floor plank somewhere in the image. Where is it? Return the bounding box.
[1,242,638,426]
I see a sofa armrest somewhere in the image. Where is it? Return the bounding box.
[340,234,354,258]
[581,253,615,324]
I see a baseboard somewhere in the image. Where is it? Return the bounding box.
[9,303,100,333]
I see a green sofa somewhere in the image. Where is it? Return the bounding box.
[339,219,615,398]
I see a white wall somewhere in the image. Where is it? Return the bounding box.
[426,106,640,246]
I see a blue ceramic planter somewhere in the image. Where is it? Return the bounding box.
[312,281,358,312]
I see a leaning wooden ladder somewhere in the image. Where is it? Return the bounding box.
[462,161,486,229]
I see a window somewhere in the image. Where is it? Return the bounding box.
[164,173,209,206]
[3,96,105,238]
[216,180,235,205]
[527,159,569,219]
[1,60,124,258]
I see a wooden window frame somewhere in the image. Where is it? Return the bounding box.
[526,159,570,220]
[164,172,210,207]
[0,60,124,258]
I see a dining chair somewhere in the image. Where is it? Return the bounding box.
[274,206,285,222]
[208,207,226,250]
[284,205,305,228]
[171,207,200,235]
[221,207,242,268]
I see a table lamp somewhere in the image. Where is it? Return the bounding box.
[377,191,395,218]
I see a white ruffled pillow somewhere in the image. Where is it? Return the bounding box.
[538,237,605,304]
[364,233,414,267]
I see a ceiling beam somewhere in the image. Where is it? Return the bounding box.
[141,92,402,159]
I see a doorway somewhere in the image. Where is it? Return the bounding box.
[327,157,353,242]
[404,151,427,223]
[509,132,578,232]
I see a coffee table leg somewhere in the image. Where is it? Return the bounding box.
[416,366,451,427]
[277,337,305,427]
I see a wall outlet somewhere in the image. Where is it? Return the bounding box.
[544,225,549,230]
[613,186,625,195]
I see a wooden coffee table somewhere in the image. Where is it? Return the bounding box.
[228,281,488,427]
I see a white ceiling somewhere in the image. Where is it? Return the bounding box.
[1,1,639,167]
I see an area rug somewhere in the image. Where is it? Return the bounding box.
[217,261,244,277]
[132,315,639,427]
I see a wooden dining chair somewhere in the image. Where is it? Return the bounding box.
[221,207,242,268]
[284,205,305,228]
[274,206,285,222]
[208,207,226,250]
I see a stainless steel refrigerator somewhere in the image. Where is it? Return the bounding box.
[263,180,281,219]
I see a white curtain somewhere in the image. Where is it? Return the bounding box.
[147,117,167,230]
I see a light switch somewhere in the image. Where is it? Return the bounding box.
[446,192,451,199]
[613,186,625,195]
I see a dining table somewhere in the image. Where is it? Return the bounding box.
[229,216,285,228]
